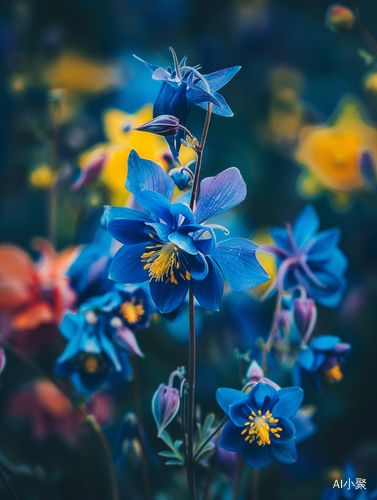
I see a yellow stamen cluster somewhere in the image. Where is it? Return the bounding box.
[141,240,191,285]
[325,363,343,383]
[120,297,145,324]
[84,354,100,373]
[241,410,282,446]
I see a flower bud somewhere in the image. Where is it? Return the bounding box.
[114,412,142,466]
[71,155,106,191]
[325,5,355,34]
[360,150,376,188]
[246,360,264,383]
[169,167,192,190]
[135,115,179,137]
[152,371,183,437]
[293,297,317,341]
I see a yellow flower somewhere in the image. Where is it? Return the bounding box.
[249,230,276,299]
[29,164,55,189]
[295,96,377,209]
[78,105,196,206]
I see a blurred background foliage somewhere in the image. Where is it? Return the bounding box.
[1,0,377,499]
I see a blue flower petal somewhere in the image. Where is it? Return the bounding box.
[185,82,222,107]
[213,238,269,291]
[297,348,315,370]
[102,205,153,228]
[150,274,190,313]
[187,253,209,280]
[99,332,123,372]
[107,220,152,245]
[311,335,340,351]
[269,416,295,443]
[216,387,247,414]
[145,222,172,241]
[195,92,234,117]
[194,168,246,224]
[191,257,223,311]
[229,400,252,427]
[133,55,160,74]
[109,243,150,283]
[136,189,174,225]
[242,442,272,469]
[293,205,320,248]
[59,312,80,340]
[247,382,278,413]
[269,439,297,464]
[202,66,241,92]
[219,421,247,452]
[170,202,194,224]
[271,387,303,419]
[54,333,82,377]
[270,228,291,251]
[168,231,198,255]
[125,150,175,200]
[306,229,340,261]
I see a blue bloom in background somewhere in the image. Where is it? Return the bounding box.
[216,382,303,469]
[54,290,145,394]
[102,150,269,314]
[322,462,377,500]
[266,205,347,307]
[294,335,351,391]
[135,49,240,161]
[67,227,114,307]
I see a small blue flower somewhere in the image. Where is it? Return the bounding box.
[102,150,269,314]
[54,292,145,394]
[291,406,317,443]
[135,49,240,161]
[216,382,303,469]
[266,205,348,307]
[294,335,351,391]
[67,227,114,307]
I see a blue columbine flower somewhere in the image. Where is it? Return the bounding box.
[135,48,240,161]
[102,150,269,314]
[67,227,114,307]
[265,205,347,307]
[216,381,303,469]
[293,335,351,391]
[54,291,145,394]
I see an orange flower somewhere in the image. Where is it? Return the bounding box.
[0,240,78,332]
[295,97,377,208]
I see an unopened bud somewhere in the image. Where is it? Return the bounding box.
[71,155,106,191]
[135,115,179,137]
[325,5,355,34]
[151,371,184,437]
[293,297,317,341]
[169,167,192,190]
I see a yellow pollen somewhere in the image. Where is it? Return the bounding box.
[120,298,145,325]
[242,411,276,447]
[141,242,185,285]
[148,234,154,238]
[84,355,99,373]
[325,363,343,383]
[252,411,256,417]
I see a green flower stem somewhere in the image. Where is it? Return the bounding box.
[130,354,151,500]
[193,415,227,460]
[0,464,19,500]
[186,102,213,500]
[0,338,119,500]
[356,19,377,57]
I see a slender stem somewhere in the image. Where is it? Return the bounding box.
[178,124,195,141]
[181,390,188,462]
[49,100,60,247]
[187,290,197,500]
[0,338,119,500]
[357,19,377,57]
[0,465,19,500]
[261,258,296,371]
[200,103,212,150]
[194,415,227,459]
[130,355,150,500]
[0,462,50,500]
[253,470,259,500]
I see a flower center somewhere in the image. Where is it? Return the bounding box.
[241,410,282,446]
[141,241,191,285]
[120,298,144,325]
[325,363,343,383]
[84,354,100,373]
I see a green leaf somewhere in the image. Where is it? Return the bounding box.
[165,460,184,466]
[195,449,215,463]
[158,451,178,458]
[173,440,183,451]
[201,413,215,440]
